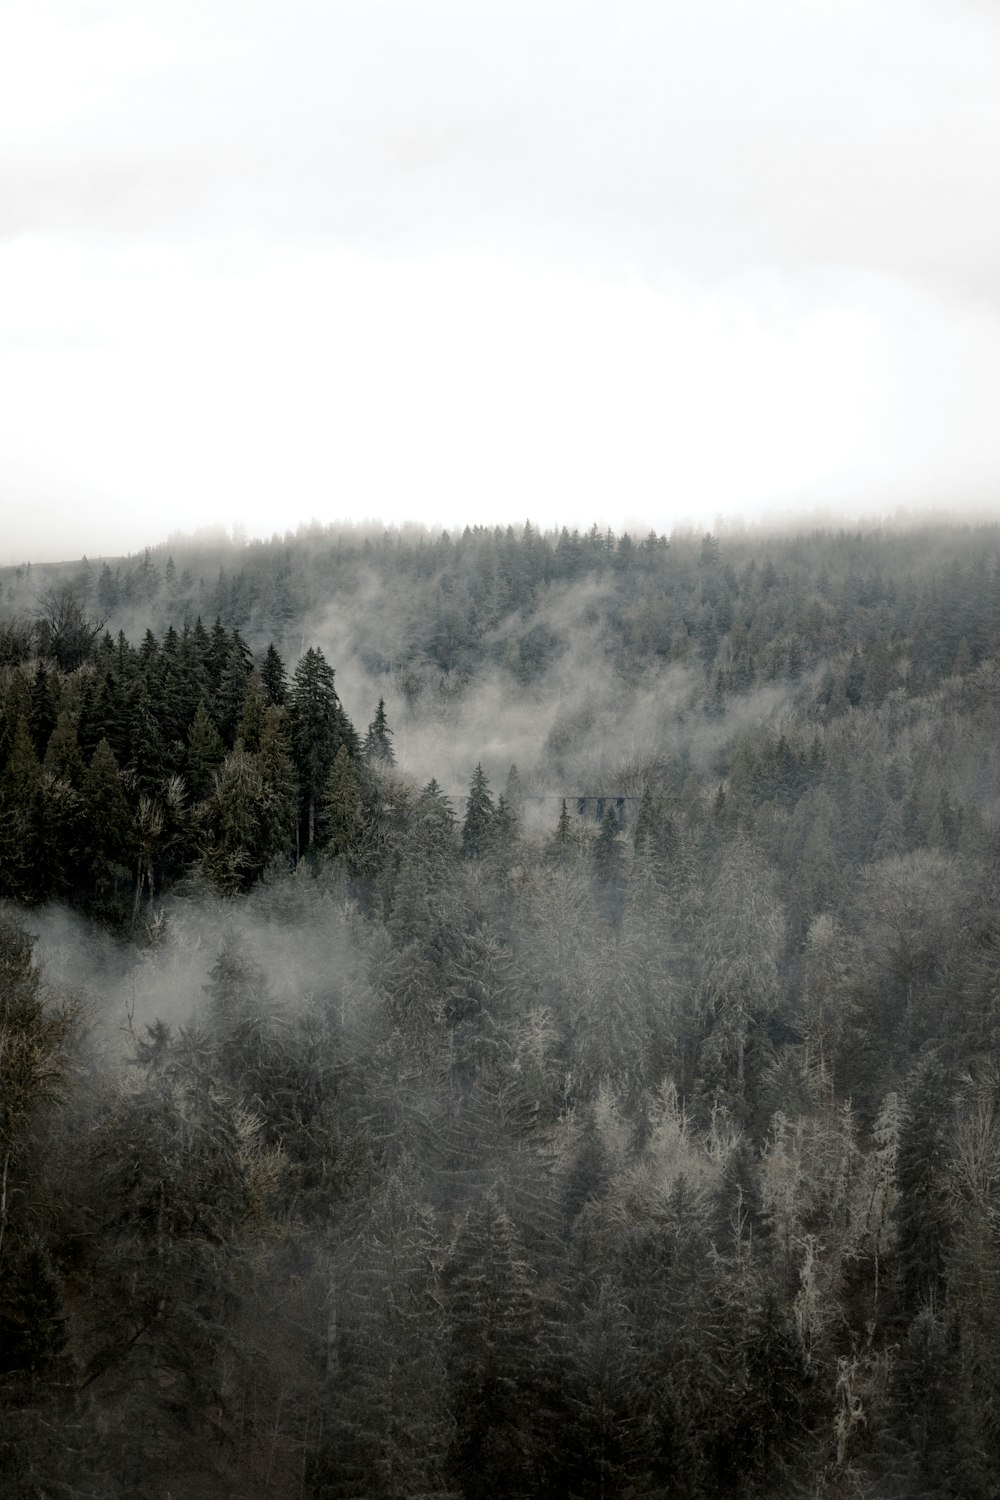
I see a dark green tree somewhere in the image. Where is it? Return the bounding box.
[126,677,167,794]
[42,708,85,787]
[215,653,251,749]
[319,744,365,865]
[445,1189,550,1500]
[235,669,269,753]
[875,1308,991,1499]
[260,642,288,705]
[185,700,225,801]
[318,1174,452,1499]
[0,916,77,1272]
[202,745,295,891]
[86,1026,278,1491]
[363,696,395,766]
[288,647,357,852]
[27,663,57,757]
[894,1060,954,1314]
[0,718,45,901]
[80,738,133,917]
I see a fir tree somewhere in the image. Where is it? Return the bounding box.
[202,744,296,891]
[462,763,495,858]
[236,669,269,753]
[288,647,357,852]
[185,700,225,800]
[445,1190,549,1500]
[894,1060,954,1314]
[319,1174,452,1500]
[0,718,45,901]
[126,677,167,794]
[503,763,523,826]
[876,1308,991,1499]
[81,738,132,868]
[42,709,85,787]
[320,744,365,864]
[260,642,288,705]
[28,663,57,757]
[363,696,395,766]
[214,653,251,749]
[548,797,575,861]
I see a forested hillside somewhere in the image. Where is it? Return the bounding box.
[2,521,1000,1498]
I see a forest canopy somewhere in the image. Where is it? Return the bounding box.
[1,519,999,1498]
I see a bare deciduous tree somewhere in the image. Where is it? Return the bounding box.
[34,583,106,670]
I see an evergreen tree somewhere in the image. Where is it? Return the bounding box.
[462,762,495,858]
[83,670,128,762]
[876,1308,991,1499]
[548,797,575,861]
[202,744,295,890]
[0,669,32,765]
[137,626,160,671]
[408,778,457,865]
[894,1060,954,1314]
[215,652,250,749]
[260,642,288,705]
[203,942,275,1092]
[318,1174,452,1500]
[42,709,85,787]
[363,696,395,766]
[288,647,357,852]
[81,738,132,870]
[206,615,230,696]
[0,911,76,1217]
[0,917,76,1402]
[567,1280,646,1498]
[0,718,45,902]
[235,669,268,753]
[491,793,518,860]
[256,704,298,845]
[156,668,187,762]
[177,618,211,726]
[185,700,225,800]
[126,677,167,794]
[87,1026,277,1491]
[503,763,523,826]
[445,1189,550,1500]
[28,663,57,757]
[320,744,365,864]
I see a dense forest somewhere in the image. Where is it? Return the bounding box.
[2,519,1000,1498]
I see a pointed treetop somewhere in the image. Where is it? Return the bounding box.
[462,763,495,858]
[503,763,523,821]
[547,797,576,862]
[364,696,395,766]
[260,643,287,705]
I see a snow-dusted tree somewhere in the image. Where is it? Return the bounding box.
[462,762,495,858]
[319,1172,452,1499]
[694,835,784,1105]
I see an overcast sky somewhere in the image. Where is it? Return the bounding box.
[2,0,1000,561]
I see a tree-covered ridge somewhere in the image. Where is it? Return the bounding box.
[3,519,997,691]
[2,524,1000,1496]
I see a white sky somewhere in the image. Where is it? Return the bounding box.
[2,0,1000,560]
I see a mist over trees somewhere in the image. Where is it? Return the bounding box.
[2,519,1000,1496]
